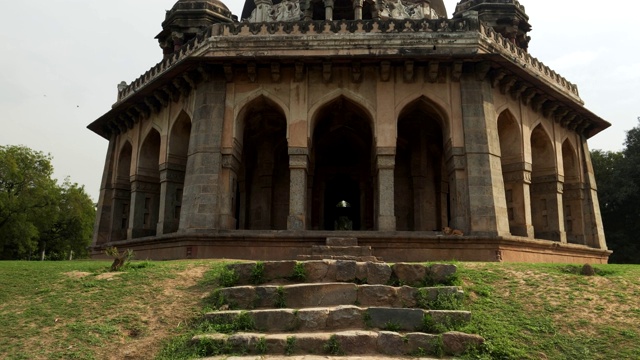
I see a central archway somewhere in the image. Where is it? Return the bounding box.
[311,97,374,230]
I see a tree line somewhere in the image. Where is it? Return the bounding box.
[591,119,640,263]
[0,145,95,260]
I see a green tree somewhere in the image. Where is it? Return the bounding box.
[0,145,95,260]
[591,118,640,263]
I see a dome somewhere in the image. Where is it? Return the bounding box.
[157,0,235,58]
[241,0,447,22]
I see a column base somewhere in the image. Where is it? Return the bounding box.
[377,216,396,231]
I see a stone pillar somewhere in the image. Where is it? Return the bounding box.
[128,176,161,239]
[530,175,566,243]
[253,0,274,22]
[179,75,226,233]
[446,146,469,232]
[580,139,607,249]
[156,163,186,235]
[92,136,116,246]
[288,148,309,230]
[324,0,334,20]
[353,0,363,20]
[459,72,510,236]
[219,151,241,230]
[110,185,130,241]
[502,163,534,237]
[171,32,184,53]
[376,149,396,231]
[563,183,586,244]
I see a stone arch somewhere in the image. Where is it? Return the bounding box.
[394,94,450,133]
[562,139,585,244]
[497,109,528,236]
[111,140,132,241]
[310,96,374,230]
[130,128,161,238]
[530,124,561,241]
[394,97,448,231]
[309,89,375,144]
[235,91,289,143]
[236,96,289,230]
[159,111,192,234]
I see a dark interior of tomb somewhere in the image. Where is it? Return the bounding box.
[312,97,373,230]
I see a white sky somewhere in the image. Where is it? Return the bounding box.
[0,0,638,202]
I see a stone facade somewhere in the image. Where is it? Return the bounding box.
[88,0,611,263]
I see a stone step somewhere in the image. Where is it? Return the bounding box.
[226,261,457,287]
[212,283,463,310]
[297,255,382,262]
[204,306,472,333]
[311,245,373,257]
[326,237,358,246]
[192,330,484,357]
[199,356,448,360]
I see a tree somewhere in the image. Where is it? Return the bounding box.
[591,118,640,263]
[0,145,95,260]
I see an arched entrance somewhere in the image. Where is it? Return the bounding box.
[237,97,289,230]
[131,129,161,238]
[111,141,132,241]
[395,98,448,231]
[530,125,561,241]
[562,140,585,244]
[311,97,374,230]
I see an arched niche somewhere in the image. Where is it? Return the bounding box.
[111,141,132,241]
[310,96,374,230]
[394,97,448,231]
[562,140,585,244]
[131,129,161,238]
[161,112,192,234]
[530,124,560,241]
[497,110,527,236]
[237,96,289,230]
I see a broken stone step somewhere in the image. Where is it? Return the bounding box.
[311,245,373,257]
[326,237,358,246]
[204,306,472,332]
[192,330,483,357]
[199,356,447,360]
[226,261,457,286]
[212,283,463,310]
[296,255,382,262]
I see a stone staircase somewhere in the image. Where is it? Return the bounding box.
[297,237,382,262]
[193,259,484,358]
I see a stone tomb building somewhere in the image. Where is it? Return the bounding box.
[89,0,611,263]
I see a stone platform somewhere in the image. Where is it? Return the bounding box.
[90,231,611,264]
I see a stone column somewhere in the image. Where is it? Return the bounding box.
[530,175,566,243]
[128,175,161,239]
[92,136,116,247]
[219,152,241,230]
[324,0,334,20]
[253,0,274,22]
[502,163,534,237]
[580,138,607,249]
[288,148,309,230]
[353,0,363,20]
[446,146,469,232]
[156,163,186,235]
[459,72,510,236]
[179,74,226,233]
[376,149,396,231]
[563,183,586,244]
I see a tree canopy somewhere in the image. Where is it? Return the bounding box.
[591,119,640,263]
[0,145,95,260]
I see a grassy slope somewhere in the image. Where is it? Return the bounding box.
[0,260,638,360]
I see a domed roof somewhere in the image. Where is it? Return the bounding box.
[241,0,447,21]
[162,0,234,29]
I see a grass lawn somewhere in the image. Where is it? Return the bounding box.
[0,260,639,359]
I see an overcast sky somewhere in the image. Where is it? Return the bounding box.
[1,0,638,202]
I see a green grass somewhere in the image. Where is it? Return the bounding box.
[2,260,640,360]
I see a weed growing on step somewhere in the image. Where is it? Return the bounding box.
[324,335,344,355]
[420,313,466,333]
[206,289,228,309]
[275,286,287,308]
[255,337,267,354]
[285,336,297,355]
[289,262,307,281]
[251,262,266,284]
[363,310,372,328]
[197,311,255,334]
[217,266,239,287]
[383,320,402,332]
[416,289,463,310]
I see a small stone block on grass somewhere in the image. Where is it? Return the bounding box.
[263,261,296,280]
[392,263,427,286]
[442,331,484,355]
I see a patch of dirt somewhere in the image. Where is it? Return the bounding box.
[95,272,124,280]
[105,264,210,360]
[63,271,92,279]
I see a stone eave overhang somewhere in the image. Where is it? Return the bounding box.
[88,18,609,140]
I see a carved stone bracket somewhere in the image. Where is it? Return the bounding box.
[295,62,305,82]
[490,69,507,88]
[451,61,463,82]
[499,75,517,95]
[271,63,281,83]
[404,61,414,83]
[222,153,241,172]
[352,62,362,83]
[247,63,257,83]
[323,62,332,83]
[474,61,491,81]
[223,64,234,82]
[427,61,439,83]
